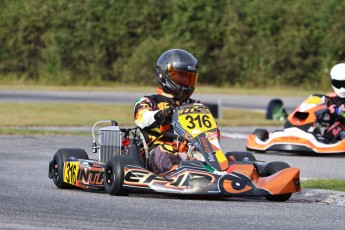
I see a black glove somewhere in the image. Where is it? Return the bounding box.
[154,105,174,122]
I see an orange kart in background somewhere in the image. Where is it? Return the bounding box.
[246,94,345,155]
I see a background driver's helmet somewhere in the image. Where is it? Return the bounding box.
[156,49,199,101]
[330,63,345,98]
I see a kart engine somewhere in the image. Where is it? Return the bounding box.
[92,121,122,163]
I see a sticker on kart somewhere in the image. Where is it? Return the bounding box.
[178,108,217,137]
[64,162,79,186]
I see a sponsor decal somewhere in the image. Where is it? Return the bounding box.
[178,108,196,115]
[188,65,196,71]
[207,152,215,162]
[78,168,104,185]
[124,168,215,189]
[200,136,212,153]
[192,129,201,135]
[281,136,300,140]
[125,169,165,185]
[205,132,218,140]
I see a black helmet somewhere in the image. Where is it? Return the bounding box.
[156,49,199,101]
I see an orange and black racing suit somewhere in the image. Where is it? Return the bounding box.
[134,88,199,174]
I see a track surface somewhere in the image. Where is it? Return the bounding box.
[1,135,345,230]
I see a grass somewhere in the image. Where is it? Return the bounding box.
[0,128,88,136]
[0,102,283,129]
[301,179,345,192]
[0,102,134,127]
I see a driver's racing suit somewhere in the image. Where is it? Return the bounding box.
[134,87,199,174]
[324,92,345,141]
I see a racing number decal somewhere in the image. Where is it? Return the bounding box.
[180,114,217,137]
[185,115,212,129]
[64,162,79,186]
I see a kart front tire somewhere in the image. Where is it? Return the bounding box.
[253,129,269,142]
[104,155,130,196]
[52,148,89,189]
[263,161,292,202]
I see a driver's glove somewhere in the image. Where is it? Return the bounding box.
[154,105,174,123]
[329,104,345,117]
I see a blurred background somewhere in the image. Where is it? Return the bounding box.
[0,0,344,89]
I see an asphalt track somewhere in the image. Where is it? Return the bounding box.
[1,90,345,229]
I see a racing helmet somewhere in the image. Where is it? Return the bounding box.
[156,49,199,101]
[330,63,345,98]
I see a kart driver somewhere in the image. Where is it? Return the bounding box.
[134,49,200,174]
[134,49,235,175]
[324,63,345,140]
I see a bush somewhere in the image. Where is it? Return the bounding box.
[0,0,344,90]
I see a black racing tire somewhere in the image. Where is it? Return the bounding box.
[263,161,292,202]
[225,151,256,162]
[52,148,89,189]
[253,128,269,142]
[104,155,130,196]
[266,99,287,120]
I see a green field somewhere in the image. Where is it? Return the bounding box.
[301,179,345,192]
[0,101,284,135]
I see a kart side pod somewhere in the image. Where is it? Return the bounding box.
[92,120,122,163]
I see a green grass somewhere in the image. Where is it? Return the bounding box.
[301,179,345,192]
[219,108,283,126]
[0,128,88,136]
[0,102,134,127]
[0,102,283,128]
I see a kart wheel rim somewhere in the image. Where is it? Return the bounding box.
[53,160,59,181]
[106,166,114,186]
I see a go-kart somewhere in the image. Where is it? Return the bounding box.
[49,103,300,202]
[246,93,345,155]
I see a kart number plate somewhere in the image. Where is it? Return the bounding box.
[64,162,79,186]
[179,114,217,137]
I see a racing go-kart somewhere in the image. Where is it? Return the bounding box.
[246,93,345,155]
[49,103,300,202]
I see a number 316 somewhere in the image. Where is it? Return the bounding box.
[185,115,212,129]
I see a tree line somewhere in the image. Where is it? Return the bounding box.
[0,0,344,89]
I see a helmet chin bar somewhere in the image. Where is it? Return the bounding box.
[332,86,345,98]
[163,76,194,101]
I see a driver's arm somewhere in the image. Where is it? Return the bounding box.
[134,97,159,129]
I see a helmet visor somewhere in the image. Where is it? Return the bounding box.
[169,69,199,87]
[332,79,345,89]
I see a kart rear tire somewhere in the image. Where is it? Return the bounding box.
[263,161,292,202]
[225,151,256,161]
[52,148,89,189]
[104,155,130,196]
[253,129,269,141]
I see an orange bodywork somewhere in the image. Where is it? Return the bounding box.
[231,164,300,194]
[246,132,345,154]
[254,168,301,194]
[288,104,326,126]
